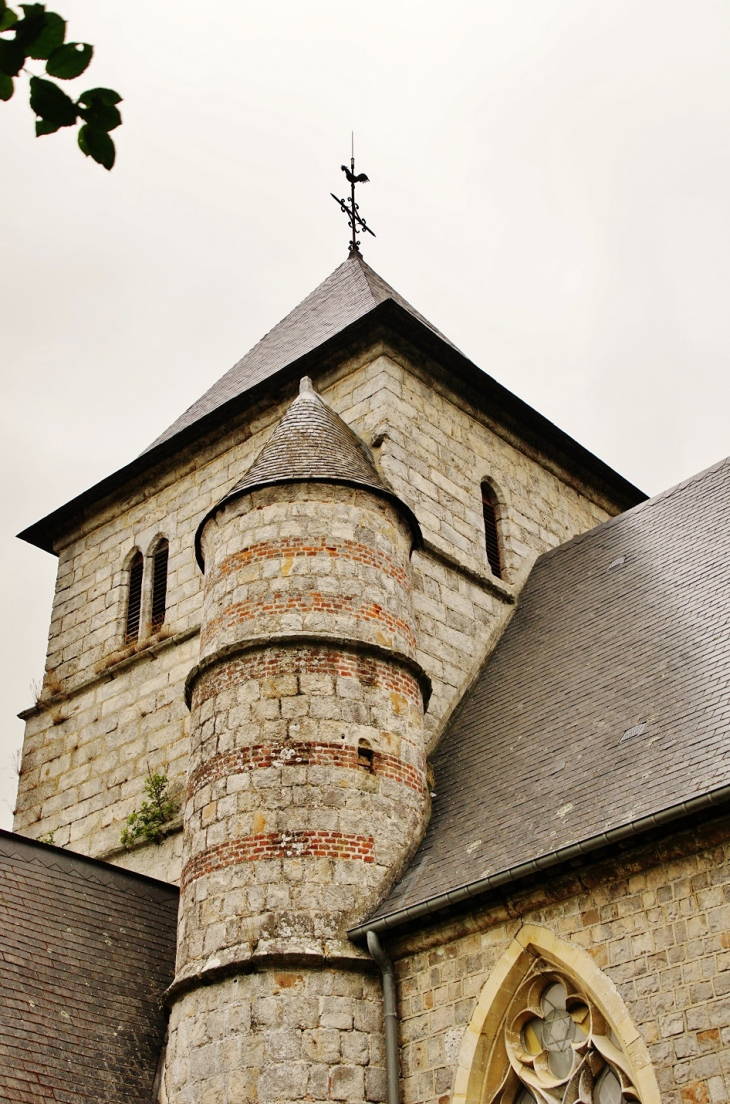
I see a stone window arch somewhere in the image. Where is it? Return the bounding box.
[124,548,144,644]
[452,925,659,1104]
[480,480,503,579]
[150,536,170,632]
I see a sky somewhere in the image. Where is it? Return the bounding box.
[2,0,730,826]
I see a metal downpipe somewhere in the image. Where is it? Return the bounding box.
[367,930,400,1104]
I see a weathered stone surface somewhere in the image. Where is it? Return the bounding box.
[163,969,386,1104]
[164,442,427,1098]
[392,817,730,1104]
[15,354,613,875]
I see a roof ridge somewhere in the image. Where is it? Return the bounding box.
[534,451,730,569]
[143,254,461,454]
[356,253,459,349]
[0,828,178,899]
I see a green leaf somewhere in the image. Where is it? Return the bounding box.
[35,115,59,134]
[46,40,91,78]
[0,68,12,100]
[12,1,44,50]
[76,87,121,131]
[29,75,76,125]
[25,10,64,59]
[78,123,115,169]
[0,6,18,31]
[77,86,121,107]
[0,38,24,76]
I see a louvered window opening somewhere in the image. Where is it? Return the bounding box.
[481,485,502,579]
[151,540,169,631]
[125,551,144,644]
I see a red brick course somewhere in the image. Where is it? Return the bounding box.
[181,830,375,888]
[187,741,425,799]
[212,537,410,589]
[201,593,417,651]
[193,645,422,707]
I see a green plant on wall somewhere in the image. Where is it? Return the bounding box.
[121,771,179,847]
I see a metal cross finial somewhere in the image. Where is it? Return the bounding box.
[331,136,376,256]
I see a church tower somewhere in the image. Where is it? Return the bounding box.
[164,377,431,1101]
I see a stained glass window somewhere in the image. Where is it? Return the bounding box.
[487,966,642,1104]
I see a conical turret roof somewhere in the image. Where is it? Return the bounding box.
[195,377,421,568]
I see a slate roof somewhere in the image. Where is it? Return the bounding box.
[371,453,730,925]
[18,254,645,556]
[0,830,178,1103]
[230,376,392,497]
[146,252,457,452]
[196,376,421,568]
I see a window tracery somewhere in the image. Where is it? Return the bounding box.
[489,970,641,1104]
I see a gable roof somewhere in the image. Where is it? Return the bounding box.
[195,375,421,568]
[363,453,730,932]
[0,830,178,1103]
[18,255,645,555]
[146,252,458,452]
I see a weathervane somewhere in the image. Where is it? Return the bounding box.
[331,134,376,255]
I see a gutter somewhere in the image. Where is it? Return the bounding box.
[350,782,730,941]
[366,930,401,1104]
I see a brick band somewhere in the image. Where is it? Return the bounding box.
[212,537,410,589]
[201,594,417,651]
[185,635,431,709]
[187,742,425,799]
[182,830,375,889]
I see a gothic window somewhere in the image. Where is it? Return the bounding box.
[488,970,642,1104]
[125,550,144,644]
[151,539,169,631]
[481,483,502,578]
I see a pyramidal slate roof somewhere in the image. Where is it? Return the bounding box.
[368,452,730,929]
[18,250,646,556]
[196,376,421,568]
[147,252,457,453]
[0,830,178,1103]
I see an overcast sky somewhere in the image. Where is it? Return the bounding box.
[2,0,730,826]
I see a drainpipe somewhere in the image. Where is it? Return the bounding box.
[367,929,400,1104]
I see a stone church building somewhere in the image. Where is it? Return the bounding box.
[3,252,730,1104]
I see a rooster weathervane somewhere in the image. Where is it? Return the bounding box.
[331,135,376,255]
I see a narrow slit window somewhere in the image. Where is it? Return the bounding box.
[481,484,502,578]
[151,539,169,631]
[358,743,375,773]
[125,551,144,644]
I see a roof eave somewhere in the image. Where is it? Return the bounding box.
[348,782,730,942]
[17,299,646,555]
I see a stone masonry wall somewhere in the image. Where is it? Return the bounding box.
[324,355,612,748]
[15,350,617,879]
[163,967,387,1104]
[389,813,730,1104]
[177,482,428,979]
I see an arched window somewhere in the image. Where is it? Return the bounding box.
[125,550,144,644]
[452,928,659,1104]
[481,483,502,578]
[151,539,169,631]
[485,970,641,1103]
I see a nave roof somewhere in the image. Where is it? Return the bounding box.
[368,452,730,932]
